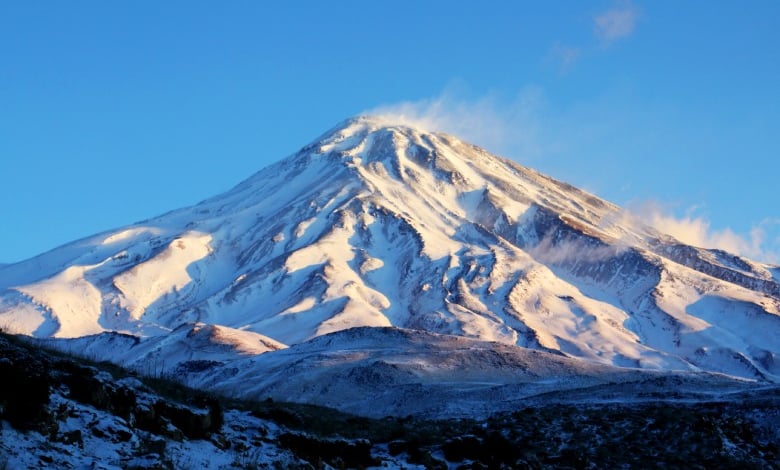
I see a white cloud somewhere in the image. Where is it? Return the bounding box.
[550,43,582,71]
[594,1,639,43]
[546,2,639,71]
[629,201,779,263]
[365,85,549,160]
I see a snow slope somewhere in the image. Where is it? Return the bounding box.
[40,326,757,419]
[1,116,779,392]
[179,327,759,418]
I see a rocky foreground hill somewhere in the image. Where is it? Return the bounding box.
[1,330,778,469]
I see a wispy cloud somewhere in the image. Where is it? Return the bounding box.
[365,85,550,159]
[629,201,779,263]
[550,42,582,71]
[594,1,639,44]
[548,1,639,71]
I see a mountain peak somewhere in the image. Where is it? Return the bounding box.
[338,114,439,133]
[313,115,456,157]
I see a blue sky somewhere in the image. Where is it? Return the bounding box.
[1,1,778,263]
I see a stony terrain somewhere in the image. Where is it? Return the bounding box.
[1,330,778,469]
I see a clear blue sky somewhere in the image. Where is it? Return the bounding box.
[1,1,778,263]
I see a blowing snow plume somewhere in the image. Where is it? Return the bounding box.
[627,201,780,264]
[366,86,546,161]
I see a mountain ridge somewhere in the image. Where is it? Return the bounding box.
[1,116,779,405]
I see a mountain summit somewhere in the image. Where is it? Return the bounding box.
[1,116,779,397]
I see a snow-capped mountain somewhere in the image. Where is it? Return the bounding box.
[1,116,779,406]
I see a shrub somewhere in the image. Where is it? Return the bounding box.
[278,432,379,468]
[0,355,53,432]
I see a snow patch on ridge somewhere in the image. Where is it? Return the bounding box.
[101,227,164,246]
[114,231,212,320]
[14,266,103,338]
